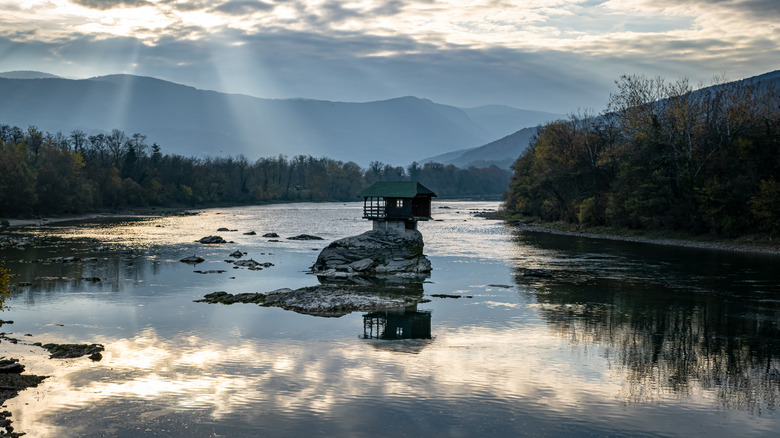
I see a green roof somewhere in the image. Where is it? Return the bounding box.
[360,181,437,198]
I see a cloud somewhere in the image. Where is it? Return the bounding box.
[211,0,275,15]
[0,0,777,112]
[71,0,151,10]
[372,0,405,16]
[648,0,780,20]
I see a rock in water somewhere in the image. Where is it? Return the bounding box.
[196,285,425,317]
[198,236,226,244]
[180,255,205,264]
[0,359,24,374]
[312,229,431,276]
[287,234,324,240]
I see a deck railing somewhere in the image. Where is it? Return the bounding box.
[363,205,387,218]
[363,197,387,219]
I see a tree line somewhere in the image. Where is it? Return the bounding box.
[504,75,780,237]
[0,125,509,217]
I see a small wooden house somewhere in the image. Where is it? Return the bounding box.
[360,181,436,233]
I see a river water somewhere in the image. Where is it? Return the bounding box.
[1,201,778,437]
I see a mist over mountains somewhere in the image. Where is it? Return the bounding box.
[421,127,538,169]
[0,72,562,167]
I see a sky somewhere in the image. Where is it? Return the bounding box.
[0,0,777,113]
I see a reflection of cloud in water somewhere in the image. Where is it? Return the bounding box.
[364,338,434,355]
[7,325,624,436]
[483,301,523,309]
[7,322,777,436]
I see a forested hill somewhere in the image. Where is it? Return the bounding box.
[0,74,550,166]
[504,72,780,237]
[0,124,509,218]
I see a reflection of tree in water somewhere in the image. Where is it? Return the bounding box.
[8,238,157,305]
[526,273,780,414]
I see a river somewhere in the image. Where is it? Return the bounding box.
[1,201,778,437]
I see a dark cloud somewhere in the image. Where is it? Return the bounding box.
[653,0,780,20]
[211,0,275,15]
[149,0,211,12]
[71,0,150,10]
[2,19,777,113]
[372,0,405,17]
[315,1,363,24]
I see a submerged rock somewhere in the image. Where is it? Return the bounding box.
[230,259,274,270]
[41,343,105,360]
[311,229,431,277]
[41,256,81,264]
[431,294,472,299]
[244,231,257,235]
[521,268,554,278]
[262,232,279,238]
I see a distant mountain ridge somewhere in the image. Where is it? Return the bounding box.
[0,72,561,166]
[426,69,780,170]
[422,127,539,169]
[0,71,62,79]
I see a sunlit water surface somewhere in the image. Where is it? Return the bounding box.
[1,202,779,437]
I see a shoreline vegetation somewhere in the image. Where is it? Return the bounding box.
[504,74,779,242]
[504,216,780,256]
[0,122,510,220]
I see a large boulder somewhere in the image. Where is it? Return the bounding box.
[312,229,431,276]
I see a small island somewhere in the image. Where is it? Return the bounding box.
[312,181,437,278]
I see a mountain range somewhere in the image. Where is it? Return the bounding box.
[430,69,780,169]
[0,71,562,167]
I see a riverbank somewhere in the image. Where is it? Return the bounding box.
[1,207,195,229]
[504,219,780,256]
[0,325,103,437]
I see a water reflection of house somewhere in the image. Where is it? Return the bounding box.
[363,309,432,340]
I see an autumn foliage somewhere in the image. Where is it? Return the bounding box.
[0,126,510,218]
[504,75,780,237]
[0,260,12,311]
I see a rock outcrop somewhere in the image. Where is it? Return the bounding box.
[196,284,426,317]
[311,229,431,277]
